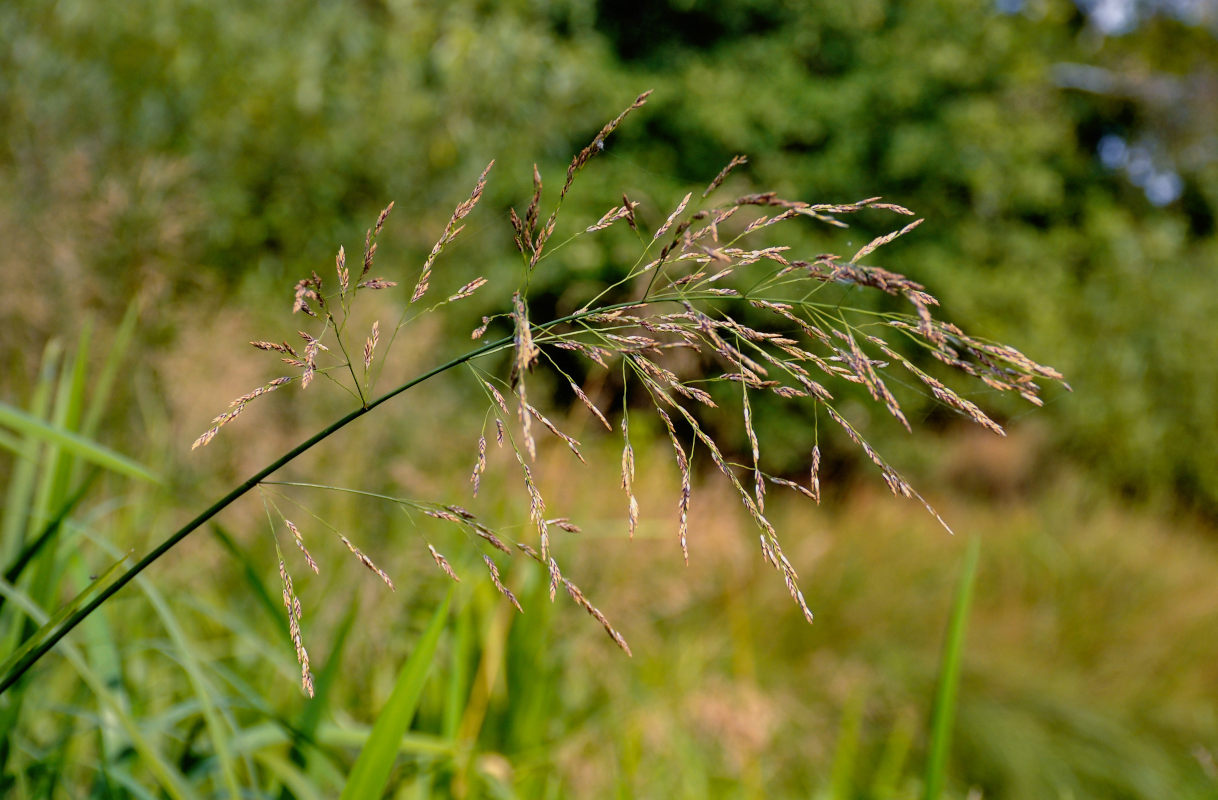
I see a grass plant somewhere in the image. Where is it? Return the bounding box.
[0,94,1095,797]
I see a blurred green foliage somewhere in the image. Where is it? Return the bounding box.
[4,0,1215,513]
[4,2,1218,797]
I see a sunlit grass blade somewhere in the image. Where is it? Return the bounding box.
[823,690,865,800]
[922,535,981,800]
[211,524,285,634]
[254,750,327,800]
[0,553,129,688]
[340,586,454,799]
[0,340,60,565]
[870,709,916,798]
[0,575,199,800]
[0,402,160,485]
[0,472,96,617]
[80,300,140,442]
[128,554,245,798]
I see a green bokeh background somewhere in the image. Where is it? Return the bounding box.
[3,1,1217,797]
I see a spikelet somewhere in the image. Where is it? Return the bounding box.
[470,434,487,496]
[284,520,318,574]
[702,155,748,198]
[655,192,692,240]
[656,408,691,564]
[427,544,460,582]
[338,534,396,590]
[447,277,488,303]
[412,161,494,303]
[191,377,291,449]
[363,320,379,370]
[483,555,522,612]
[561,577,632,656]
[621,414,639,539]
[336,246,349,297]
[569,380,612,430]
[277,557,314,697]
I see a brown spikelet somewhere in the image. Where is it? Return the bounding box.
[850,218,924,264]
[525,163,543,246]
[655,192,692,240]
[508,207,527,254]
[470,434,486,496]
[357,278,397,290]
[766,538,815,625]
[413,161,494,303]
[561,576,632,656]
[622,193,638,230]
[422,507,464,524]
[519,461,550,565]
[548,557,561,602]
[586,201,640,233]
[548,517,582,533]
[741,383,765,512]
[427,544,460,582]
[621,414,639,539]
[483,555,522,612]
[292,278,319,317]
[810,444,822,504]
[513,293,539,459]
[372,203,393,239]
[250,340,298,356]
[511,293,540,373]
[702,154,748,198]
[191,377,291,449]
[277,558,314,696]
[656,408,691,564]
[559,90,652,202]
[336,246,348,296]
[569,380,611,430]
[483,380,510,415]
[473,523,512,554]
[525,403,585,462]
[868,335,1005,436]
[471,315,492,340]
[338,534,395,590]
[361,231,374,277]
[284,520,319,574]
[448,277,488,303]
[363,320,379,370]
[767,475,817,500]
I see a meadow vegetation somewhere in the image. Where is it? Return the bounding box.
[2,0,1217,797]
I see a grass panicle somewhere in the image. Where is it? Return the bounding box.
[6,93,1065,697]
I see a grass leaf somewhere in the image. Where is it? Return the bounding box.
[0,402,160,485]
[923,535,981,799]
[340,586,454,799]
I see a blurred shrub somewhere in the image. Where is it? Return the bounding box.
[3,0,1216,513]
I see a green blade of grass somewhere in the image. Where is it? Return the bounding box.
[0,553,129,684]
[340,586,454,800]
[0,575,199,800]
[923,535,981,800]
[0,402,160,485]
[870,709,916,798]
[1,340,60,563]
[825,690,865,800]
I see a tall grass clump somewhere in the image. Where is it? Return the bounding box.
[0,92,1066,704]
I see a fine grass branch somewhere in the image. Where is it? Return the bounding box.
[0,91,1066,698]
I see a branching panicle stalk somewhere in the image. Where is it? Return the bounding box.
[1,93,1067,695]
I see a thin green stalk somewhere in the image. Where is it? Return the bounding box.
[0,297,666,696]
[0,335,510,695]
